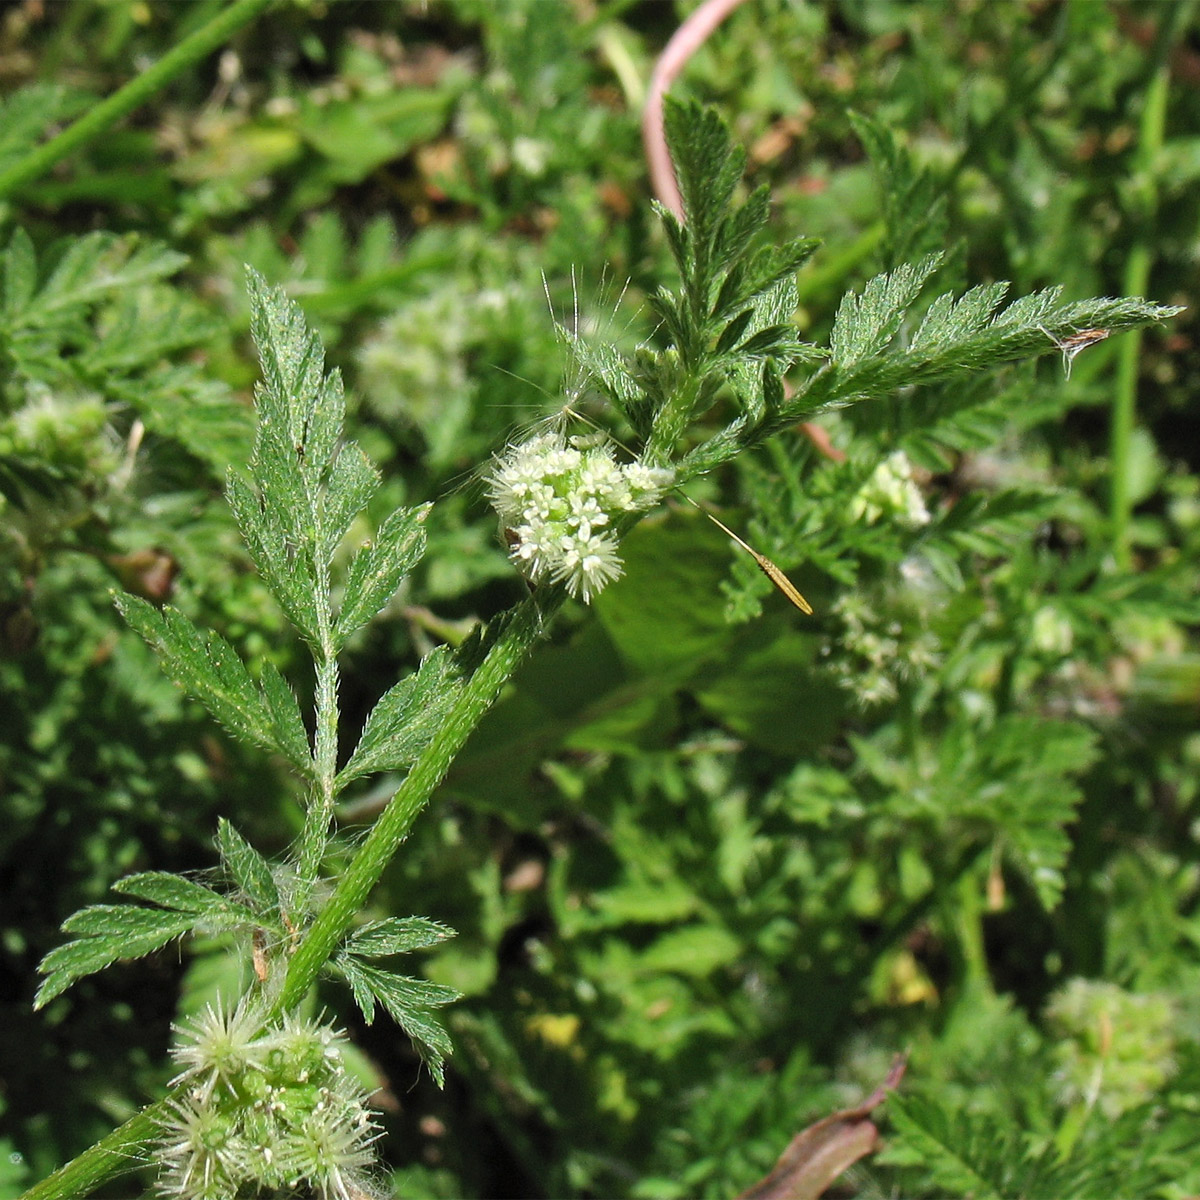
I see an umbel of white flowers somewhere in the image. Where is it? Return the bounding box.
[487,428,674,602]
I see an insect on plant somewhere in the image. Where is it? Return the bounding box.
[1039,325,1111,380]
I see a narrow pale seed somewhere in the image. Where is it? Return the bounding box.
[691,500,814,616]
[753,552,814,615]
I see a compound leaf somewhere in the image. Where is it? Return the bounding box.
[35,908,197,1009]
[344,917,456,958]
[338,645,461,786]
[333,955,459,1086]
[335,504,431,646]
[830,252,943,367]
[117,593,273,748]
[217,819,280,914]
[259,661,312,774]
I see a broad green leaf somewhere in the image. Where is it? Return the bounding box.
[696,625,843,758]
[218,819,280,914]
[594,516,746,679]
[338,644,461,786]
[335,504,430,645]
[344,917,456,958]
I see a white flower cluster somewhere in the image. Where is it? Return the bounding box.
[848,451,930,529]
[487,429,674,602]
[156,1001,380,1200]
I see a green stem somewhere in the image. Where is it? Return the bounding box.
[296,649,340,889]
[274,590,561,1015]
[1109,240,1148,572]
[1109,6,1187,568]
[19,1108,163,1200]
[0,0,277,201]
[296,552,340,893]
[949,869,992,995]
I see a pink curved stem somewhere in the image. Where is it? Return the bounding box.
[642,0,845,463]
[642,0,752,218]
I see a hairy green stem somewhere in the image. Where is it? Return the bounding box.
[297,650,340,888]
[19,1107,162,1200]
[274,590,561,1015]
[646,373,702,468]
[0,0,277,201]
[296,552,341,892]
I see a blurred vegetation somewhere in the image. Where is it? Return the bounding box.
[2,2,1198,1197]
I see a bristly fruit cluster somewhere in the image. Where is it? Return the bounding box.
[157,1002,380,1200]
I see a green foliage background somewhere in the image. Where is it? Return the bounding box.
[2,2,1198,1197]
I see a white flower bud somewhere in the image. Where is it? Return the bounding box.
[848,451,930,528]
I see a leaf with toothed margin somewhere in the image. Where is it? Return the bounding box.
[335,504,431,646]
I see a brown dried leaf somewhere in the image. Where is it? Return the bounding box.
[735,1055,907,1200]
